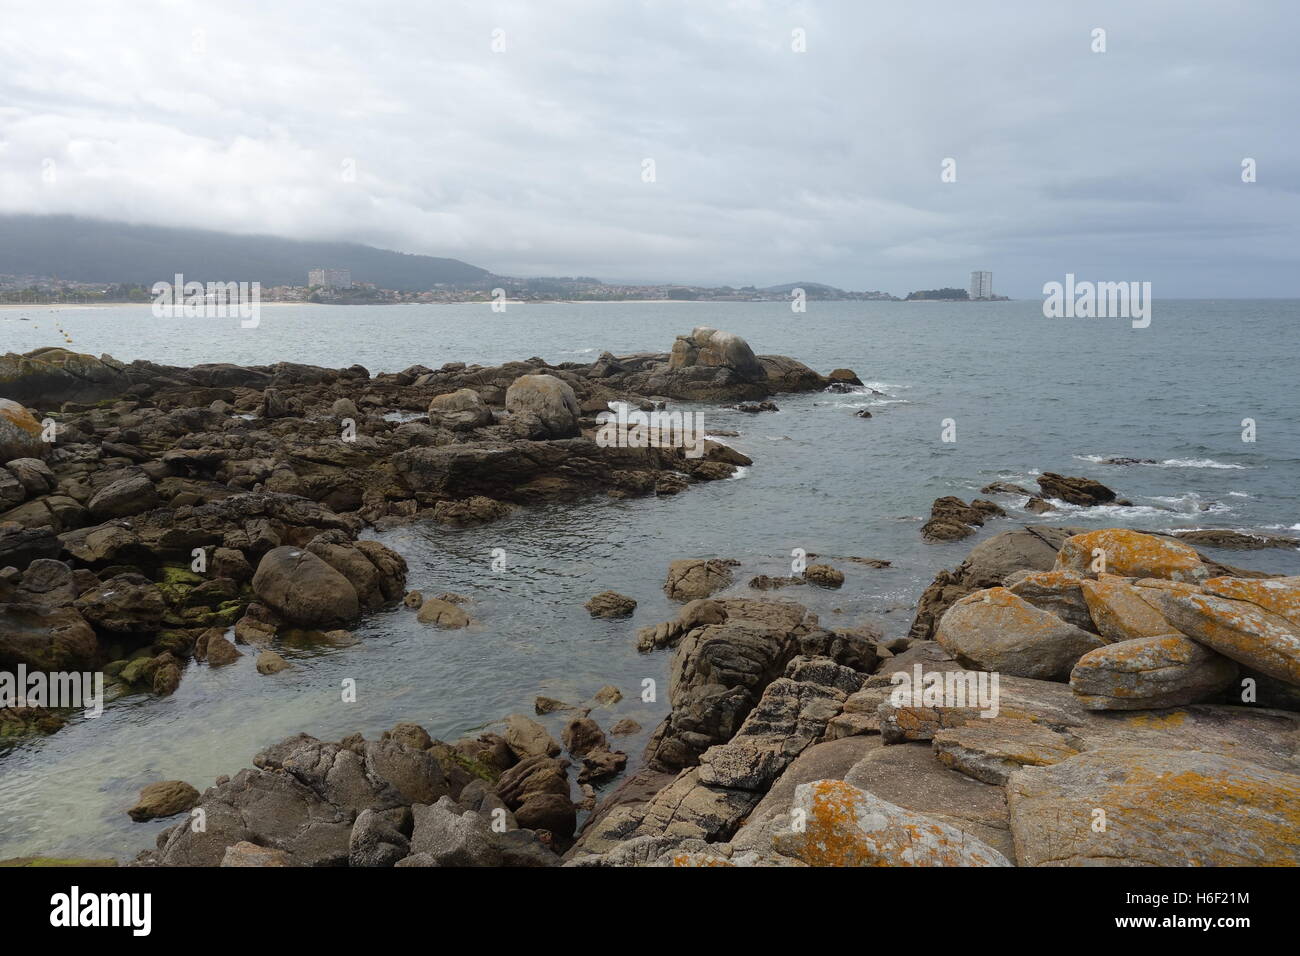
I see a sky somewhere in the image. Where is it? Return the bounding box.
[1,0,1297,297]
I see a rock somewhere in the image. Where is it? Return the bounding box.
[87,472,161,520]
[73,574,166,632]
[1078,573,1176,643]
[562,718,608,757]
[610,718,642,736]
[220,841,292,867]
[416,597,470,629]
[584,590,637,618]
[936,587,1105,680]
[1171,529,1300,551]
[980,481,1032,496]
[804,564,844,588]
[1142,588,1300,687]
[1006,569,1096,633]
[1007,747,1300,866]
[1055,528,1206,583]
[1069,634,1238,710]
[496,754,571,807]
[330,397,360,419]
[255,649,290,674]
[430,495,514,525]
[205,633,243,667]
[252,546,360,628]
[5,458,55,496]
[853,409,872,419]
[592,685,623,706]
[1035,472,1116,506]
[210,547,254,583]
[664,558,735,601]
[933,718,1081,785]
[505,374,580,438]
[504,714,561,759]
[128,780,200,822]
[534,696,587,716]
[669,327,766,382]
[348,807,412,867]
[1025,497,1053,514]
[403,797,557,867]
[768,780,1011,866]
[514,793,576,840]
[0,398,45,462]
[427,388,494,430]
[578,750,628,784]
[1202,575,1300,628]
[828,368,863,385]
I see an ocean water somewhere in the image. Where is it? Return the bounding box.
[1,298,1298,860]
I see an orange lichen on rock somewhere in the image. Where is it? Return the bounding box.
[1203,576,1300,630]
[1143,589,1300,686]
[1080,574,1182,643]
[770,779,1011,866]
[1055,529,1206,583]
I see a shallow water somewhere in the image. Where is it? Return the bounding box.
[1,299,1298,859]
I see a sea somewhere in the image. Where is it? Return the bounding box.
[1,298,1297,859]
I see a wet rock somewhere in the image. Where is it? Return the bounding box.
[1035,473,1116,506]
[804,564,844,588]
[1069,634,1238,710]
[610,718,641,736]
[584,590,637,618]
[504,714,561,759]
[255,649,290,674]
[936,587,1105,680]
[128,780,200,822]
[205,633,243,667]
[1171,529,1300,551]
[252,545,360,628]
[416,597,470,629]
[663,558,735,601]
[562,718,608,757]
[592,685,623,707]
[1007,747,1300,866]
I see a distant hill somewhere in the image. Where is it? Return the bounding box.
[0,215,494,291]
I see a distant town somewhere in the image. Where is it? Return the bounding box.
[0,268,1009,305]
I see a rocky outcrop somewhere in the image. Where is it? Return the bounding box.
[663,558,736,602]
[1035,473,1117,506]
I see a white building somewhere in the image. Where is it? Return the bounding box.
[969,270,992,300]
[308,268,352,290]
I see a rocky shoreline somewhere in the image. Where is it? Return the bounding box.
[3,328,1299,867]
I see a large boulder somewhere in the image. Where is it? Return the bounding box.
[1078,573,1179,643]
[1202,575,1300,629]
[0,604,98,670]
[1141,588,1300,687]
[251,546,360,628]
[505,374,580,438]
[1007,747,1300,866]
[427,388,494,430]
[1068,634,1238,710]
[0,398,45,462]
[87,472,161,520]
[935,587,1105,680]
[768,779,1011,866]
[1055,529,1206,583]
[73,573,167,633]
[668,327,766,382]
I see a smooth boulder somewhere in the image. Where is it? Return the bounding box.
[252,546,360,628]
[1069,634,1238,710]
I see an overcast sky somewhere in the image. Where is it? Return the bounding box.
[2,1,1297,296]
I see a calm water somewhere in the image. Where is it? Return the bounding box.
[2,299,1298,859]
